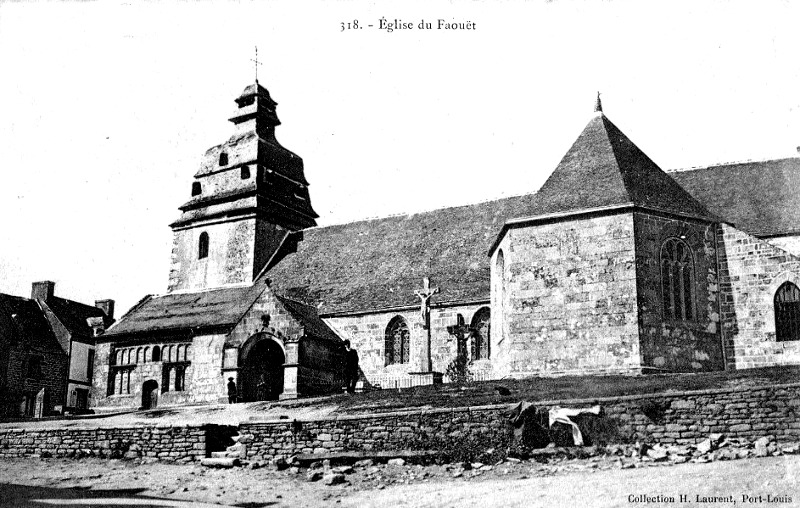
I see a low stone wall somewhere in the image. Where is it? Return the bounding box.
[0,423,227,462]
[2,383,799,463]
[240,406,511,462]
[239,382,800,461]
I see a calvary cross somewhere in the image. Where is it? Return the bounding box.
[415,277,439,330]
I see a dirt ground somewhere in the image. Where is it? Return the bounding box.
[1,453,798,507]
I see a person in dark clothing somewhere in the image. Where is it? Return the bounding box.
[343,340,359,394]
[227,377,238,404]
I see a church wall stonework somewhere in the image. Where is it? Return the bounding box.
[323,303,488,387]
[167,219,257,292]
[633,212,724,372]
[494,213,641,377]
[719,224,800,369]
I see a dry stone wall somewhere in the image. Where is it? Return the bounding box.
[3,383,799,463]
[0,424,223,462]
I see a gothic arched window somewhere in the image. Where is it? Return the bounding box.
[470,307,491,360]
[198,232,209,259]
[661,238,695,321]
[385,316,410,366]
[775,282,800,342]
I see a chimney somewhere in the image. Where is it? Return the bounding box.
[31,281,55,301]
[95,299,115,324]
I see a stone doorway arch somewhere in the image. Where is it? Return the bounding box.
[141,379,159,410]
[239,333,285,402]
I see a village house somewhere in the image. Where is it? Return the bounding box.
[92,81,800,409]
[0,281,114,416]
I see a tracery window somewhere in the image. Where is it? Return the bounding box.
[775,282,800,342]
[385,316,410,366]
[198,232,209,259]
[470,307,491,360]
[661,238,695,321]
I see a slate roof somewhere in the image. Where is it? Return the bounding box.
[267,194,545,315]
[105,284,268,337]
[521,113,717,222]
[0,295,64,354]
[45,296,106,339]
[670,157,800,237]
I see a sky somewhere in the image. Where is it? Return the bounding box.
[1,0,799,316]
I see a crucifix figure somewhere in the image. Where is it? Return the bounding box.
[415,277,439,330]
[251,45,263,83]
[414,277,438,374]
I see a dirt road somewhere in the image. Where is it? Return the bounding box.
[1,454,799,507]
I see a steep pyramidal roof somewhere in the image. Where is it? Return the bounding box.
[522,112,718,222]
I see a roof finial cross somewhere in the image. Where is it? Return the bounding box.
[251,46,263,84]
[594,91,603,113]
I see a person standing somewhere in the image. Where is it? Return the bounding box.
[227,377,238,404]
[344,340,359,394]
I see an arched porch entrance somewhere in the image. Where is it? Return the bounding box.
[141,380,159,410]
[239,333,285,401]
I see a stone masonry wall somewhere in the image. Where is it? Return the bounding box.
[167,218,257,292]
[718,224,800,369]
[633,212,724,372]
[493,213,641,377]
[3,383,799,463]
[0,424,213,462]
[324,303,489,387]
[239,382,800,462]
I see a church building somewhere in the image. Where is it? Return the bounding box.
[92,82,800,409]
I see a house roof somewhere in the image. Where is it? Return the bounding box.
[105,283,269,337]
[521,113,717,222]
[45,296,106,339]
[670,157,800,237]
[0,294,65,354]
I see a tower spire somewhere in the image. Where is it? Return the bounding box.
[594,91,603,113]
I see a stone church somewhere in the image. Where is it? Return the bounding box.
[92,81,800,409]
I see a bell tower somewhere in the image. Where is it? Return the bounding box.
[167,81,318,292]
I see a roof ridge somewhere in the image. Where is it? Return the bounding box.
[310,191,537,231]
[668,155,800,173]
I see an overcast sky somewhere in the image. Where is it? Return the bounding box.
[1,0,799,315]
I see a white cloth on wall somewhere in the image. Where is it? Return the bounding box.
[548,405,601,446]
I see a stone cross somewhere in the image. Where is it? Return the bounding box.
[446,313,472,362]
[414,277,439,330]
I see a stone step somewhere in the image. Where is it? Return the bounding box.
[210,451,229,458]
[200,457,240,468]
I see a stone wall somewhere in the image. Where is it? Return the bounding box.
[0,424,218,462]
[3,383,800,463]
[167,218,257,292]
[92,334,226,408]
[633,212,724,372]
[492,213,641,377]
[238,382,800,462]
[718,224,800,369]
[323,303,489,387]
